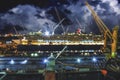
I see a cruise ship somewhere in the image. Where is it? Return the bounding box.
[0,32,108,79]
[0,31,120,80]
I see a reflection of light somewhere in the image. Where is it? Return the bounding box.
[45,31,50,36]
[21,60,28,64]
[92,57,97,62]
[43,59,48,63]
[77,58,81,63]
[10,60,15,64]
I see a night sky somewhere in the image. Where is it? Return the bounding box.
[0,0,120,34]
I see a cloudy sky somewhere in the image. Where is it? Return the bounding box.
[0,0,120,34]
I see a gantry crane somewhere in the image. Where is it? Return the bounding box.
[85,2,119,59]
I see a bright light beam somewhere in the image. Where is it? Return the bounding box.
[9,60,15,64]
[77,58,81,63]
[45,31,50,36]
[21,60,28,64]
[92,57,97,62]
[43,59,48,63]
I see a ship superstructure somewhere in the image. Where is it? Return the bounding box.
[0,32,106,73]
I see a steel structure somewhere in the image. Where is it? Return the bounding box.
[85,2,119,58]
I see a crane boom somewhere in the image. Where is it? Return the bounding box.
[85,2,112,39]
[54,7,65,34]
[13,26,18,34]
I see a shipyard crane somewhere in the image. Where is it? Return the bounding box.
[85,2,119,58]
[54,7,65,34]
[85,2,120,78]
[52,18,65,35]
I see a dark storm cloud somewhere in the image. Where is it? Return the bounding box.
[64,0,120,33]
[0,5,57,34]
[0,0,120,34]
